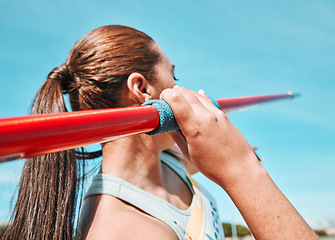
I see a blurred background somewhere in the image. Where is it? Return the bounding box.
[0,0,334,235]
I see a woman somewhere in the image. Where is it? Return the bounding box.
[3,25,223,240]
[4,25,318,240]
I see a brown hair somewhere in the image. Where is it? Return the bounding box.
[3,25,161,239]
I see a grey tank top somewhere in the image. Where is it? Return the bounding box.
[85,152,195,240]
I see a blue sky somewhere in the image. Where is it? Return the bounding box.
[0,0,334,229]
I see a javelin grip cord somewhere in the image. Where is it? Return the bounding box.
[142,98,220,135]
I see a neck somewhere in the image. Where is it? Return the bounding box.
[100,134,166,189]
[99,134,193,210]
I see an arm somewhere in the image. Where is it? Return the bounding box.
[161,86,319,240]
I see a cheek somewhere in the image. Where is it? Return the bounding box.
[161,78,177,91]
[153,81,175,98]
[151,69,176,98]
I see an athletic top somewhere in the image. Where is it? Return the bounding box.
[85,152,225,240]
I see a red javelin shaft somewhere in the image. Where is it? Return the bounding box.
[217,92,297,113]
[0,93,296,162]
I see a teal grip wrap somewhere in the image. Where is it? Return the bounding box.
[142,98,220,135]
[142,100,179,135]
[209,97,220,109]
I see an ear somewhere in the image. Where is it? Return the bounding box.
[126,73,152,104]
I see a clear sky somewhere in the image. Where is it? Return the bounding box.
[0,0,334,230]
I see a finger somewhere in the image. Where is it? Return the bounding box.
[171,87,214,116]
[161,87,219,139]
[160,87,198,134]
[198,89,206,96]
[196,89,221,112]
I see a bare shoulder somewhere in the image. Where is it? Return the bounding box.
[77,195,178,240]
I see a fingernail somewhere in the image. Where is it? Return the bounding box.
[198,89,205,95]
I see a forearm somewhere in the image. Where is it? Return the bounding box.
[161,87,318,239]
[219,158,319,240]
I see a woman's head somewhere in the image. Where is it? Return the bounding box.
[51,25,169,111]
[4,25,179,240]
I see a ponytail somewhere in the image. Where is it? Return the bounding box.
[31,64,70,114]
[3,64,83,239]
[3,25,161,239]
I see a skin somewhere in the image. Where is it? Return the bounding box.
[78,43,318,239]
[161,87,319,240]
[78,44,189,240]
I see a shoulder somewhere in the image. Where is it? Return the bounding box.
[78,194,178,240]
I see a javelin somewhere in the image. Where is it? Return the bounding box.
[0,92,298,162]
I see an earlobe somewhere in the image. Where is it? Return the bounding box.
[127,73,151,104]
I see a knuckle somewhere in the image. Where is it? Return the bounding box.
[168,90,182,104]
[189,127,201,139]
[160,88,172,99]
[178,86,188,92]
[206,112,219,123]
